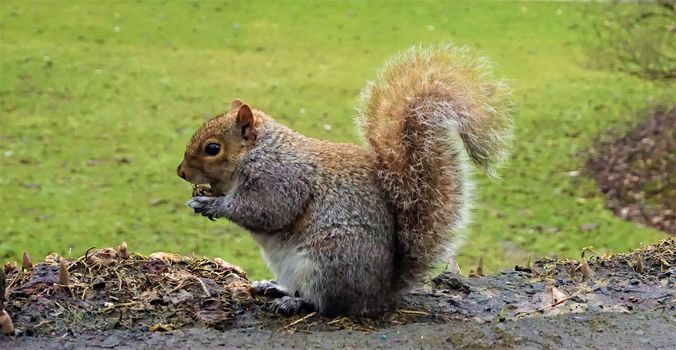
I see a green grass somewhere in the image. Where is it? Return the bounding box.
[0,1,671,279]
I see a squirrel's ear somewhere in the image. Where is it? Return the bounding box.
[230,98,244,111]
[236,104,256,141]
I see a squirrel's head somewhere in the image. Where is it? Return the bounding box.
[177,98,259,194]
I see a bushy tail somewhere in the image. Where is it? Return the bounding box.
[356,44,514,291]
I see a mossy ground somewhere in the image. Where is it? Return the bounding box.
[0,2,672,279]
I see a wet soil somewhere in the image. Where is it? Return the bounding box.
[587,106,675,234]
[2,239,675,349]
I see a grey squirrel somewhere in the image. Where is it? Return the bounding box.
[177,44,514,316]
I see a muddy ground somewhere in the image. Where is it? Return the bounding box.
[587,106,675,234]
[2,239,674,349]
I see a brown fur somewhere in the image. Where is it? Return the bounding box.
[177,100,260,194]
[356,44,513,292]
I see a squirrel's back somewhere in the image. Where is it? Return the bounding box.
[357,44,514,292]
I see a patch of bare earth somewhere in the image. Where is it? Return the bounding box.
[587,106,676,234]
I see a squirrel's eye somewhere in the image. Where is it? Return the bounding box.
[205,143,221,156]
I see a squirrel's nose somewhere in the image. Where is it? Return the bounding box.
[177,165,187,180]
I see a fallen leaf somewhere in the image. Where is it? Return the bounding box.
[548,286,568,304]
[148,252,182,263]
[149,323,174,332]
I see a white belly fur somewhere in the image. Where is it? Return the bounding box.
[250,233,316,297]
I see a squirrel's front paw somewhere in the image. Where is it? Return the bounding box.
[187,196,226,220]
[251,280,289,298]
[270,296,314,315]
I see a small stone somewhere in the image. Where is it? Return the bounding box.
[544,227,560,234]
[148,198,167,206]
[580,223,598,232]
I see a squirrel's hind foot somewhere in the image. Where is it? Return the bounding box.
[270,296,314,315]
[251,280,289,298]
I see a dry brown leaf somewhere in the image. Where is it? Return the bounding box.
[3,262,17,274]
[634,255,644,273]
[580,259,593,281]
[548,286,568,304]
[22,251,33,271]
[87,248,119,266]
[476,255,484,276]
[44,252,60,264]
[214,258,246,277]
[148,252,182,263]
[58,258,69,286]
[224,273,253,301]
[118,241,129,260]
[149,323,175,332]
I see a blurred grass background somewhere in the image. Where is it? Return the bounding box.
[0,1,672,279]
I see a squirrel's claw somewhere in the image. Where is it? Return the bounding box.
[251,280,289,298]
[187,196,224,220]
[270,296,314,315]
[187,197,209,213]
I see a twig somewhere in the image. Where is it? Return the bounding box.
[281,312,317,330]
[169,280,189,294]
[33,320,52,329]
[193,277,211,297]
[326,317,350,325]
[514,293,577,318]
[112,302,140,308]
[6,273,21,291]
[115,271,124,292]
[397,309,430,316]
[80,286,89,300]
[0,269,4,311]
[84,246,97,263]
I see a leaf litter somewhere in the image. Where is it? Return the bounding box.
[0,238,674,338]
[587,105,675,234]
[3,244,253,337]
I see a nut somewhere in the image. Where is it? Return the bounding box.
[192,185,222,197]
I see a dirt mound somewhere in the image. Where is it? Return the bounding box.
[2,248,252,336]
[587,106,675,234]
[1,239,674,348]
